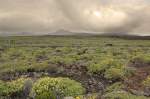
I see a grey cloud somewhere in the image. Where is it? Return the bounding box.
[0,0,150,35]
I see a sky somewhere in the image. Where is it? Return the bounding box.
[0,0,150,36]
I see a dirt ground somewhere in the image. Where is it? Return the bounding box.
[1,60,150,96]
[125,61,150,96]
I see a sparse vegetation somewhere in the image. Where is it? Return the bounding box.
[131,54,150,64]
[0,36,150,98]
[103,91,149,99]
[105,82,125,93]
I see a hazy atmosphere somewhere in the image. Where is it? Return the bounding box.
[0,0,150,35]
[0,1,150,99]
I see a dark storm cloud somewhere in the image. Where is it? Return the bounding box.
[0,0,150,35]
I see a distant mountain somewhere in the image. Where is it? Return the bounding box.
[98,33,150,40]
[0,30,150,40]
[50,29,102,36]
[49,29,74,35]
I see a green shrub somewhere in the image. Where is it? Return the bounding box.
[104,68,125,80]
[30,77,85,99]
[87,58,125,75]
[104,82,149,99]
[123,66,136,77]
[76,93,100,99]
[30,61,63,73]
[2,48,25,60]
[49,56,64,64]
[87,57,133,80]
[32,49,48,61]
[55,47,73,54]
[103,91,149,99]
[61,57,76,65]
[50,56,76,65]
[131,54,150,64]
[105,82,125,93]
[0,60,54,74]
[143,76,150,88]
[0,78,31,96]
[30,61,50,71]
[104,65,135,80]
[80,54,95,61]
[0,61,29,74]
[87,58,115,73]
[0,80,11,96]
[8,78,31,95]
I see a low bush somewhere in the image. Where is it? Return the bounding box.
[103,91,149,99]
[105,82,125,93]
[104,82,149,99]
[104,68,125,80]
[0,61,29,74]
[87,58,115,74]
[87,57,134,81]
[50,56,76,65]
[32,49,49,62]
[30,61,50,72]
[0,78,31,96]
[2,48,25,60]
[131,54,150,64]
[143,76,150,88]
[0,80,11,96]
[75,93,100,99]
[30,77,85,99]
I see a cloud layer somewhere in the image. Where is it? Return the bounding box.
[0,0,150,35]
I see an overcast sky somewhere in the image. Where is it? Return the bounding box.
[0,0,150,35]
